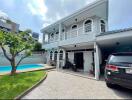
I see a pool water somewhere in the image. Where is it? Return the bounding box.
[0,64,44,73]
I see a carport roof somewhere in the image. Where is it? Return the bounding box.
[97,27,132,37]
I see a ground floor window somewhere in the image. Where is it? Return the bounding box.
[59,50,63,60]
[54,51,58,61]
[50,51,53,60]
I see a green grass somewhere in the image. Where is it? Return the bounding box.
[0,70,46,99]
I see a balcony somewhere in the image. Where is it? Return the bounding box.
[59,26,95,46]
[43,26,95,49]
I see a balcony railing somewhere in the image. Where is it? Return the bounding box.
[61,26,85,40]
[44,26,92,44]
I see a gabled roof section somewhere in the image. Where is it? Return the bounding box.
[41,0,108,32]
[97,27,132,37]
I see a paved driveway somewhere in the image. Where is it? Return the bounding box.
[22,71,132,99]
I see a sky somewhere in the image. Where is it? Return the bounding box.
[0,0,132,42]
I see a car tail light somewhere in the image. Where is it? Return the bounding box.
[106,65,119,72]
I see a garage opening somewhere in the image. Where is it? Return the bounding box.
[100,45,132,76]
[74,52,84,70]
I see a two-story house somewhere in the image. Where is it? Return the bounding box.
[41,0,108,80]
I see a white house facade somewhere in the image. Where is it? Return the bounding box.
[41,0,108,80]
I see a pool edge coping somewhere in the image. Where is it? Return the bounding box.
[14,71,48,100]
[0,64,56,76]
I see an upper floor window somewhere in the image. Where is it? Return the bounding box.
[50,33,54,38]
[84,20,92,33]
[55,32,59,40]
[62,29,65,32]
[100,20,106,32]
[71,25,77,30]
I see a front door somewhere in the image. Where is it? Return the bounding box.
[74,52,84,69]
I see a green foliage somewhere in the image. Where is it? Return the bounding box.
[0,29,36,74]
[33,42,42,51]
[0,29,35,54]
[0,71,46,99]
[33,42,45,52]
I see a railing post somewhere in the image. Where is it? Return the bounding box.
[77,28,78,37]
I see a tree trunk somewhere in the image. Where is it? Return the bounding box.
[11,58,16,75]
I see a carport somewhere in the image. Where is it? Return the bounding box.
[96,28,132,76]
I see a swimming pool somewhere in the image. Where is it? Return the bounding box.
[0,64,44,73]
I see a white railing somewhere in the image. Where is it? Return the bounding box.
[44,26,92,43]
[65,26,84,40]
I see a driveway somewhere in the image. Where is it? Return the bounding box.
[22,71,132,99]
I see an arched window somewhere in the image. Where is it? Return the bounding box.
[59,50,63,60]
[54,51,58,61]
[84,20,92,33]
[50,51,53,60]
[100,20,106,32]
[55,32,59,40]
[50,33,54,42]
[50,33,54,38]
[71,25,77,30]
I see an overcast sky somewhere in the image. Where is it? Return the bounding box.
[0,0,132,42]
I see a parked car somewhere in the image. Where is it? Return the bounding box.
[105,52,132,89]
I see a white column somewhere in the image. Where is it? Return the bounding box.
[63,49,66,67]
[43,33,45,44]
[52,51,54,61]
[59,23,62,41]
[57,49,60,70]
[94,42,100,80]
[47,51,50,64]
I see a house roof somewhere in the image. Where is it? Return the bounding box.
[97,27,132,37]
[41,0,108,32]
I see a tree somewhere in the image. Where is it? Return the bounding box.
[33,42,42,51]
[33,42,45,52]
[0,29,35,75]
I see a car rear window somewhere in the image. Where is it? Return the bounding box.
[109,55,132,64]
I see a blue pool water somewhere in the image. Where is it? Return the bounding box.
[0,64,44,73]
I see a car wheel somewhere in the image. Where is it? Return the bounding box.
[106,82,114,88]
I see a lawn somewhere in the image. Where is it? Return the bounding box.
[0,70,46,99]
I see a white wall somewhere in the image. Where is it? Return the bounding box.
[84,51,93,72]
[0,54,45,66]
[68,52,74,64]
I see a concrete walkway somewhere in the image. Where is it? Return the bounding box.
[22,71,132,99]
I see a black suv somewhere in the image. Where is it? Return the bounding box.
[105,52,132,89]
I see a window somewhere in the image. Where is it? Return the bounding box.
[50,33,54,42]
[59,50,63,60]
[84,20,92,33]
[50,33,54,38]
[55,32,59,40]
[54,51,58,61]
[71,25,77,30]
[100,20,106,32]
[50,51,53,60]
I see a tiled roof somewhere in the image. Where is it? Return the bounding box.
[97,27,132,37]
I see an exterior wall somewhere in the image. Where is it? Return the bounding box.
[0,20,19,32]
[68,52,74,64]
[84,51,93,72]
[0,54,45,66]
[43,16,108,49]
[42,42,58,49]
